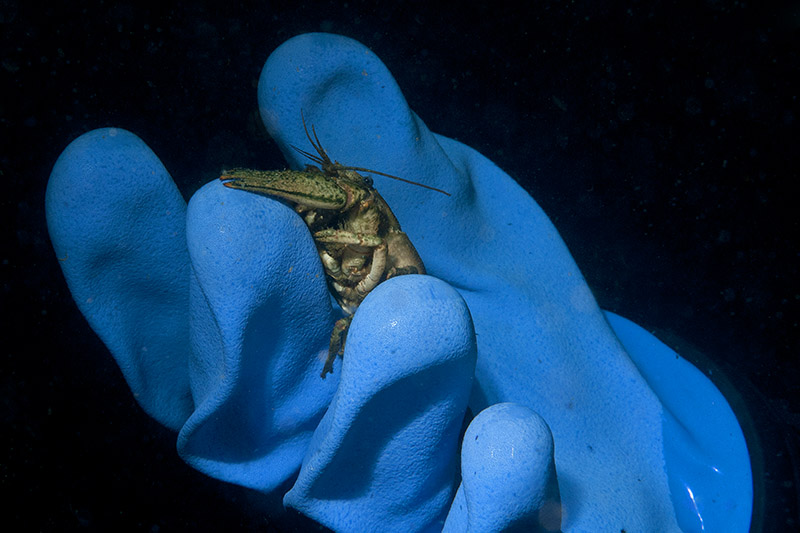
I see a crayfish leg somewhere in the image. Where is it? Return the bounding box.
[322,314,353,378]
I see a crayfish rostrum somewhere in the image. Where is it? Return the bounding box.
[220,117,448,377]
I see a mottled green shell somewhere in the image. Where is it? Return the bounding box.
[221,168,347,209]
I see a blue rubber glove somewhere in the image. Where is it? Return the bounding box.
[46,32,751,532]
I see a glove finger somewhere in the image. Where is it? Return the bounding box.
[284,275,476,532]
[45,128,192,431]
[256,33,461,232]
[177,180,338,493]
[444,403,561,533]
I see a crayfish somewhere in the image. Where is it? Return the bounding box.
[220,116,449,377]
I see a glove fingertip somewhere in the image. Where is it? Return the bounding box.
[46,127,192,431]
[451,403,561,532]
[285,275,477,532]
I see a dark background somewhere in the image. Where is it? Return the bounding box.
[2,0,798,530]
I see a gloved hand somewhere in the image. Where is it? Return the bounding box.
[46,32,751,532]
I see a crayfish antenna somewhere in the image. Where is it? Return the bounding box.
[339,165,451,196]
[290,145,325,166]
[295,110,451,196]
[300,110,333,168]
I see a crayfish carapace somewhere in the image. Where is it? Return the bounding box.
[220,115,448,377]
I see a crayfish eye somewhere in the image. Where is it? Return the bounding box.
[362,175,374,188]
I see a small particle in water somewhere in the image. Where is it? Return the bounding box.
[685,96,702,116]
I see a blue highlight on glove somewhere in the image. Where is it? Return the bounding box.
[46,32,752,532]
